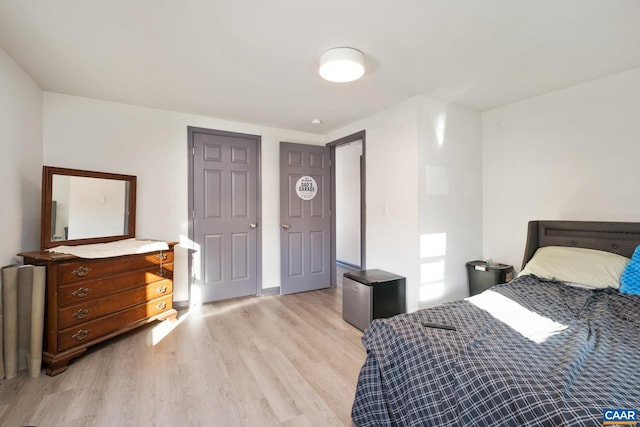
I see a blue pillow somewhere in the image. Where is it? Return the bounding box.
[620,246,640,296]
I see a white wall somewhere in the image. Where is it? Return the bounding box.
[482,67,640,272]
[328,96,482,312]
[0,46,42,266]
[418,98,483,307]
[43,92,324,302]
[335,140,362,267]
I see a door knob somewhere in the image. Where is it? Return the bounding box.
[281,224,290,229]
[249,223,258,229]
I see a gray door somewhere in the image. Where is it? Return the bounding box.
[280,142,331,294]
[191,128,260,302]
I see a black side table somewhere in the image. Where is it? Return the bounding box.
[466,261,514,296]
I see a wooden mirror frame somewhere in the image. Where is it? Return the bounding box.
[41,166,137,250]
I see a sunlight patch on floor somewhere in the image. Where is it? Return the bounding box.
[151,310,191,346]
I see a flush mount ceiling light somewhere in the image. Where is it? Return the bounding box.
[319,47,365,83]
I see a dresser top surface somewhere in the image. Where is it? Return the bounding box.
[19,241,177,262]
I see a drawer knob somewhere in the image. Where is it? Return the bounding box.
[72,329,90,341]
[72,308,90,320]
[157,302,167,310]
[155,253,168,261]
[157,285,168,294]
[72,266,91,277]
[157,269,166,277]
[72,287,90,298]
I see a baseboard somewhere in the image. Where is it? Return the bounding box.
[336,260,361,271]
[261,286,280,296]
[173,300,190,310]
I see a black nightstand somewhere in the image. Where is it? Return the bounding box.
[466,261,514,296]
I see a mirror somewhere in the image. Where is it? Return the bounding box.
[41,166,137,250]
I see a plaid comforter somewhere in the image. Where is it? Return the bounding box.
[352,275,640,426]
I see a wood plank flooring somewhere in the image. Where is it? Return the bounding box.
[0,273,366,426]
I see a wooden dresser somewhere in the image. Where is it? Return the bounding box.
[19,243,177,376]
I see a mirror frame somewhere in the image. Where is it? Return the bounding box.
[41,166,137,250]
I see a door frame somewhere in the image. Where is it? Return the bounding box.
[186,126,262,305]
[327,130,366,287]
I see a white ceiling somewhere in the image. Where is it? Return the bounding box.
[1,0,639,134]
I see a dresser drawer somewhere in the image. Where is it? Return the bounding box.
[57,294,174,352]
[58,251,174,285]
[58,279,173,329]
[58,265,173,307]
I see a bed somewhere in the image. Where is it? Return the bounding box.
[351,220,640,426]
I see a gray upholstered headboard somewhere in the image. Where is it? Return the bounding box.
[521,220,640,269]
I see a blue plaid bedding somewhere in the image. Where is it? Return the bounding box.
[352,275,640,426]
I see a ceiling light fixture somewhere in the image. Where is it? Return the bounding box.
[319,47,365,83]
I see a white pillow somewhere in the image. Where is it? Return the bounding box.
[518,246,630,289]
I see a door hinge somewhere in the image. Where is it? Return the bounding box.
[192,146,196,155]
[192,210,196,219]
[329,159,332,167]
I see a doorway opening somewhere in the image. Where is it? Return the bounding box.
[328,130,366,286]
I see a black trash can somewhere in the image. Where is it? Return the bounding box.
[466,261,514,296]
[342,269,406,331]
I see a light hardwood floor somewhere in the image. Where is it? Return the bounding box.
[0,270,366,426]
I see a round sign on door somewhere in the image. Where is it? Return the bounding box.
[296,176,318,200]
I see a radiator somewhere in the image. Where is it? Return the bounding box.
[1,264,46,379]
